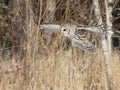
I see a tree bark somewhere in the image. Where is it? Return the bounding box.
[105,0,113,56]
[93,0,114,89]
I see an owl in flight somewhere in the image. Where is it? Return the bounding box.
[40,23,98,54]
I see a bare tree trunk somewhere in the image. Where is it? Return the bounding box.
[25,0,35,82]
[38,0,42,25]
[104,0,115,89]
[93,0,114,89]
[93,0,103,25]
[105,0,113,56]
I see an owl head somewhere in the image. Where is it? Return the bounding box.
[61,23,77,37]
[61,26,70,36]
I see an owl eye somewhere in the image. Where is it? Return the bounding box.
[63,29,66,31]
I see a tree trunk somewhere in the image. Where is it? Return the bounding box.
[93,0,114,89]
[104,0,115,89]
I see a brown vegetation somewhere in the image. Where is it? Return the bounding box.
[0,0,120,90]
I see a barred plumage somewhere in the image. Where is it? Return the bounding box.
[40,23,98,54]
[61,23,98,54]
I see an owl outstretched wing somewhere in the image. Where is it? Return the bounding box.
[40,24,61,33]
[71,34,98,54]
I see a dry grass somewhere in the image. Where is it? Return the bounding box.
[0,0,120,90]
[0,41,120,90]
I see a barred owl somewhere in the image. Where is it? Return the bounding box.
[40,23,98,54]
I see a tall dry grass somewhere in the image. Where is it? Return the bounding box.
[0,44,120,90]
[0,0,120,90]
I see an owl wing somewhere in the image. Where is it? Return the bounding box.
[71,34,98,54]
[40,24,61,33]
